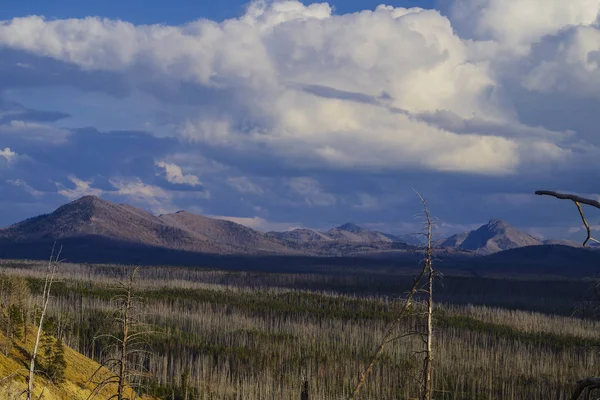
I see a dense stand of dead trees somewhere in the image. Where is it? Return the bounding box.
[536,190,600,400]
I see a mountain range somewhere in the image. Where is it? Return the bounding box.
[266,222,421,246]
[0,195,587,266]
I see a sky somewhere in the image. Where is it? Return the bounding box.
[0,0,599,240]
[0,1,435,24]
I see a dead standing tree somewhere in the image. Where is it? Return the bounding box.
[26,245,62,400]
[535,190,600,399]
[417,192,435,400]
[350,192,436,400]
[88,266,153,400]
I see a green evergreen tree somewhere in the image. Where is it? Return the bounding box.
[10,276,29,341]
[3,276,29,355]
[47,339,67,384]
[8,304,24,341]
[41,318,56,368]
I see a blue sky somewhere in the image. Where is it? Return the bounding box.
[1,1,435,24]
[0,0,599,241]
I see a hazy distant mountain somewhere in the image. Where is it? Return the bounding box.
[265,228,332,242]
[390,233,424,246]
[438,227,582,252]
[2,196,585,268]
[269,223,409,244]
[436,232,469,248]
[326,223,394,243]
[437,219,542,254]
[0,196,295,255]
[0,197,425,261]
[335,223,363,234]
[542,239,582,247]
[158,211,294,254]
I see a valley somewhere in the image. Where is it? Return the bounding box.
[0,260,596,399]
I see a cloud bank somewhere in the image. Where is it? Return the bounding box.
[0,0,599,237]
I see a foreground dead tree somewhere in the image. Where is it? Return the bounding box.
[535,190,600,399]
[351,192,435,400]
[417,192,435,400]
[88,266,152,400]
[26,245,62,400]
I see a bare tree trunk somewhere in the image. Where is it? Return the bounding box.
[420,193,434,400]
[24,304,28,345]
[5,307,11,357]
[117,283,131,400]
[351,191,435,400]
[87,267,149,400]
[27,245,61,400]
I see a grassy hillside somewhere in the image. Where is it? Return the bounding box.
[0,321,152,399]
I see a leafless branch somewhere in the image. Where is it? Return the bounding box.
[535,190,600,247]
[536,191,600,209]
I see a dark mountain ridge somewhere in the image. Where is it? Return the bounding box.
[0,197,424,259]
[0,196,595,275]
[0,196,293,255]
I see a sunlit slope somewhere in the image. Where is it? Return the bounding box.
[0,324,154,399]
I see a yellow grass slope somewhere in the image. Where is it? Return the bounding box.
[0,325,155,399]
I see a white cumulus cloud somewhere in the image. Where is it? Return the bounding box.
[155,161,201,186]
[287,177,336,206]
[57,176,103,200]
[109,177,175,213]
[0,1,580,176]
[449,0,600,51]
[0,147,17,164]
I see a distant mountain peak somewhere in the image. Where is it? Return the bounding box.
[335,222,363,233]
[458,219,540,254]
[66,196,119,214]
[72,195,105,205]
[486,219,509,228]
